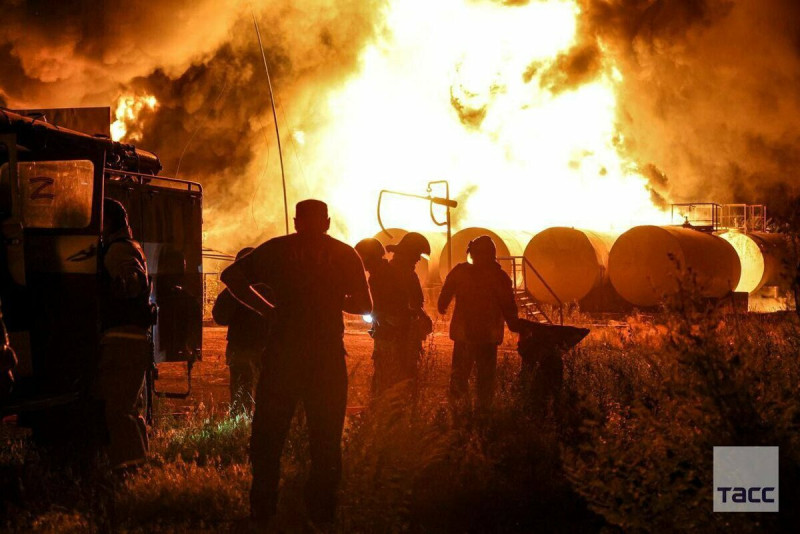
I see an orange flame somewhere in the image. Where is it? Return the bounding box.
[207,0,672,251]
[297,0,667,242]
[111,94,157,142]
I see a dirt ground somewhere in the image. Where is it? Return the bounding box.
[154,323,492,417]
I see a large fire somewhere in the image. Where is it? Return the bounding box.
[111,94,157,142]
[259,0,670,244]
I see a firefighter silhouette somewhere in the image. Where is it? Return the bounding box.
[356,233,432,397]
[221,199,371,526]
[93,198,154,470]
[212,247,270,415]
[438,235,520,417]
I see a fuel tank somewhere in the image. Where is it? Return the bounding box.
[436,227,532,285]
[523,227,616,305]
[608,226,741,307]
[718,231,790,293]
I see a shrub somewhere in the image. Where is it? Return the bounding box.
[564,290,800,533]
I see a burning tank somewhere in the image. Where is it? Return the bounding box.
[435,227,532,284]
[523,227,616,305]
[608,226,741,307]
[718,231,791,294]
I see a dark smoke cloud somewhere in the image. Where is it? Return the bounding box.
[539,42,602,94]
[579,0,800,223]
[0,0,386,247]
[3,0,800,235]
[0,0,245,103]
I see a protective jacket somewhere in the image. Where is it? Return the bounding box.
[369,259,429,341]
[438,261,518,344]
[100,229,154,333]
[212,288,270,356]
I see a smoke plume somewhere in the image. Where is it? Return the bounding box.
[579,0,800,222]
[0,0,386,246]
[1,0,799,247]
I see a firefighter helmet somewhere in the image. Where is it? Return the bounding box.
[355,238,386,265]
[386,232,431,258]
[467,235,497,261]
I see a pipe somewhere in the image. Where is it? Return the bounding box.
[608,226,741,307]
[523,227,617,305]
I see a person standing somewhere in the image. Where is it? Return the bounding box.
[212,247,269,415]
[95,198,155,470]
[356,233,432,396]
[438,235,520,417]
[221,200,371,527]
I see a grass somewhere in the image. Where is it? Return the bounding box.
[2,295,800,532]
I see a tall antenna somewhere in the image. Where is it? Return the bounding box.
[252,11,289,235]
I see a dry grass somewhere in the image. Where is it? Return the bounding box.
[2,297,800,532]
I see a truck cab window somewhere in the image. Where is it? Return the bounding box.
[0,160,94,228]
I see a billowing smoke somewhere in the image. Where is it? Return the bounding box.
[0,0,386,247]
[578,0,800,223]
[2,0,799,248]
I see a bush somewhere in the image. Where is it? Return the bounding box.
[115,460,250,531]
[4,299,800,532]
[563,290,800,533]
[151,408,251,466]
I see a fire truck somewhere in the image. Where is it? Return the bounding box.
[0,108,202,437]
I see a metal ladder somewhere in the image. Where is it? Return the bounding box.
[498,256,564,325]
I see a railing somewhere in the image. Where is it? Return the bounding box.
[497,255,563,325]
[671,202,767,233]
[720,204,767,232]
[670,202,721,232]
[105,168,202,193]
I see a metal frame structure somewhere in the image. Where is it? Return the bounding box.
[671,202,767,233]
[106,168,203,193]
[377,180,458,272]
[720,203,767,232]
[0,107,204,423]
[670,202,722,232]
[498,255,564,325]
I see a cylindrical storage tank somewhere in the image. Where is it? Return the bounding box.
[523,228,616,305]
[608,226,741,307]
[373,228,446,287]
[436,228,531,284]
[718,231,790,293]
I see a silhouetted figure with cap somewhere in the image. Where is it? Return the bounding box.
[212,247,269,415]
[94,198,155,470]
[438,235,520,418]
[221,199,371,527]
[356,235,432,397]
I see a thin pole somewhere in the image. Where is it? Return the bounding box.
[252,12,289,235]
